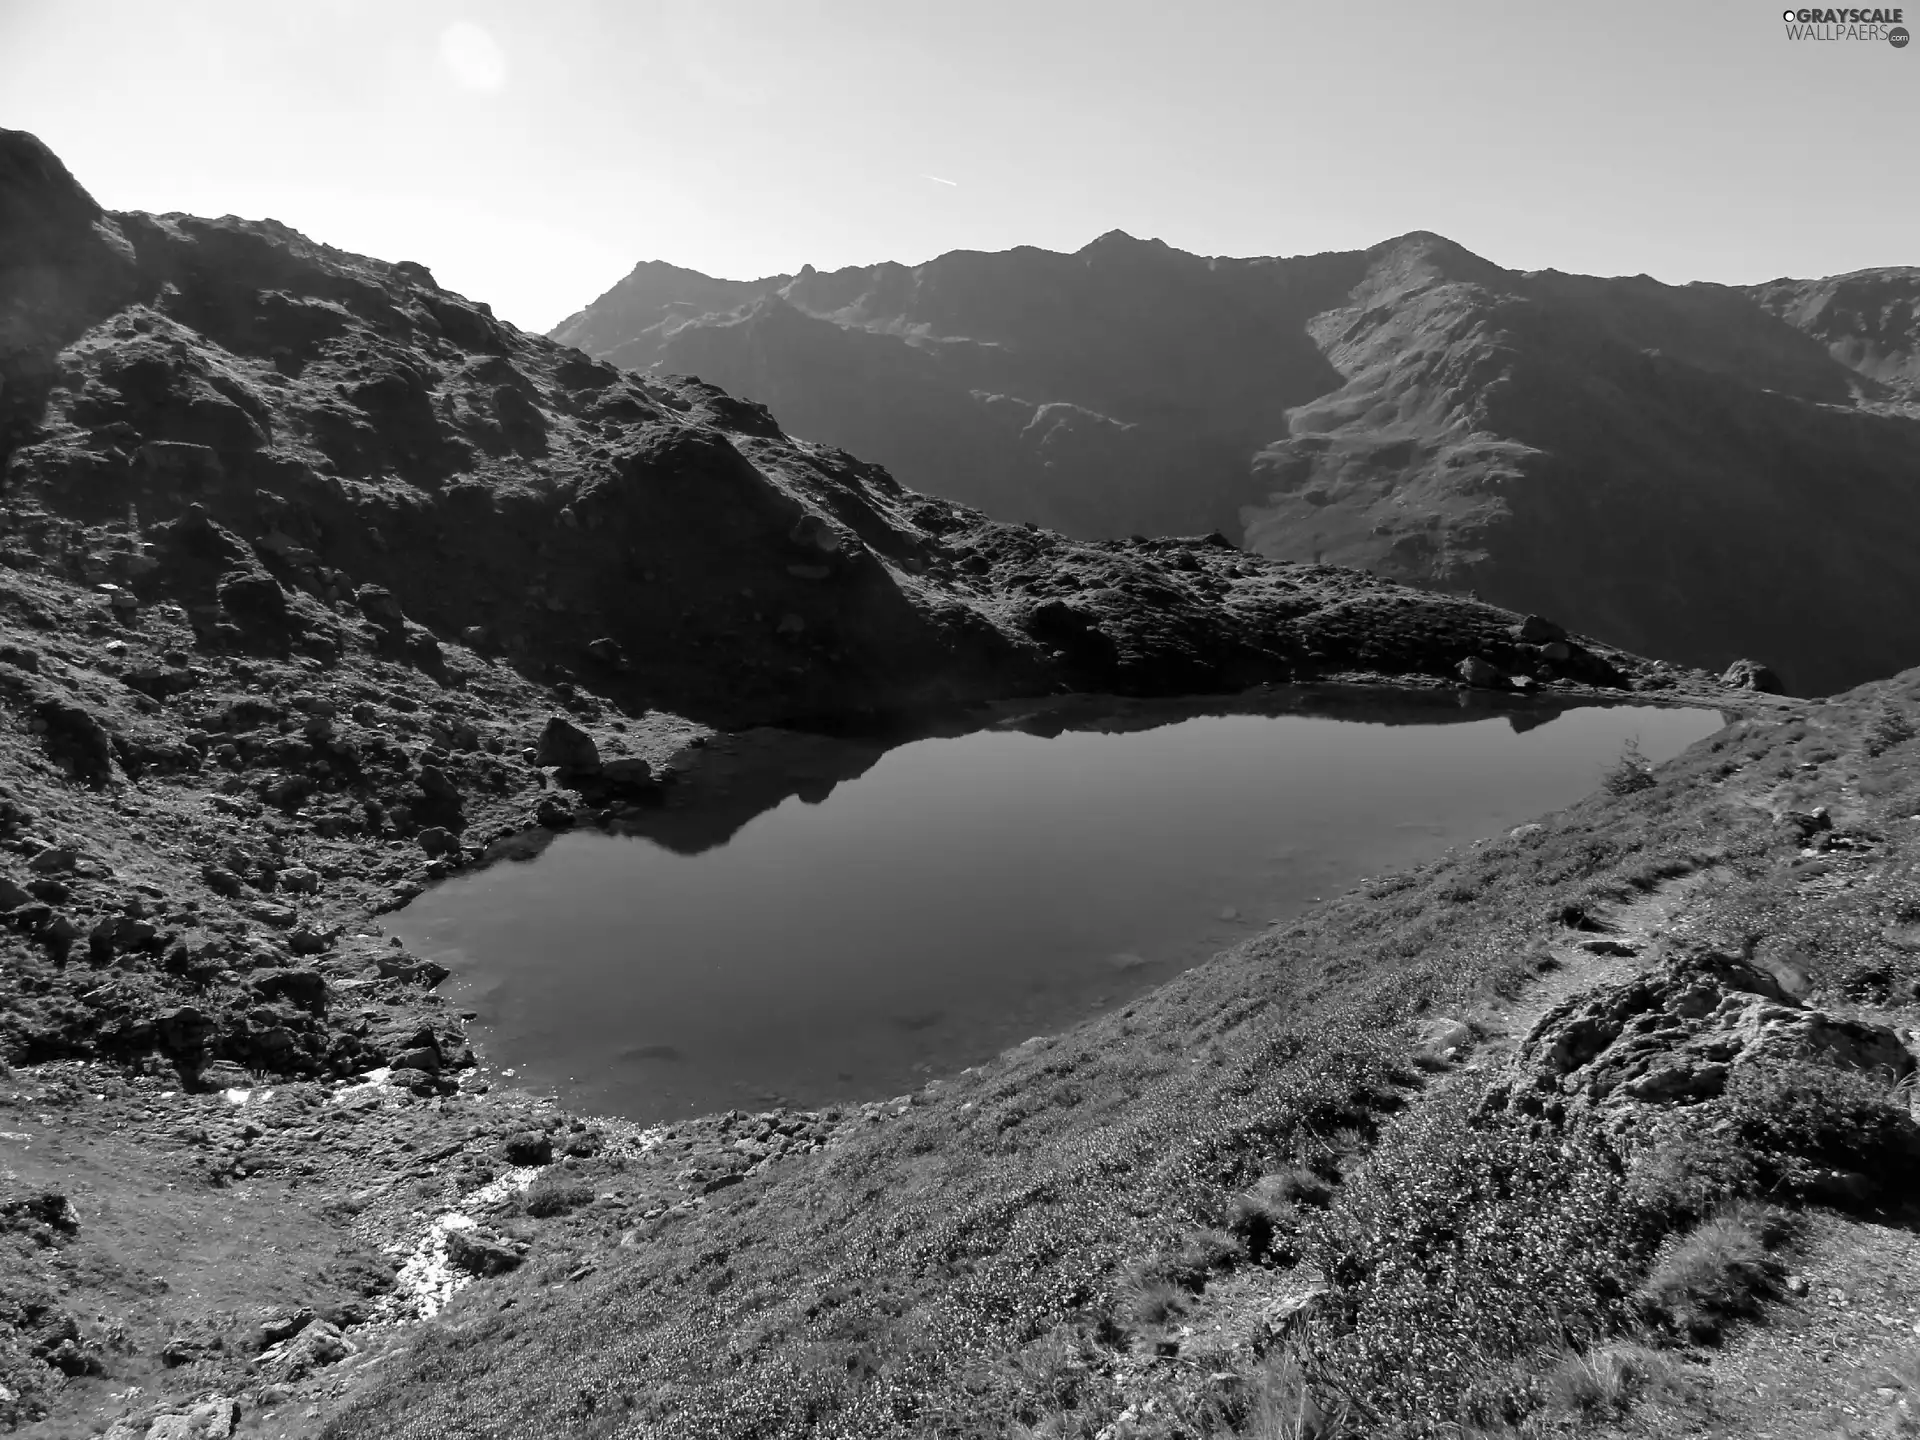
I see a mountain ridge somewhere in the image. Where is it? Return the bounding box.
[553,233,1920,696]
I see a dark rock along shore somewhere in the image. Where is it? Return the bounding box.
[0,125,1787,1438]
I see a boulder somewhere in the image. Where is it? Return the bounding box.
[155,1005,215,1054]
[416,825,459,857]
[1722,658,1786,695]
[600,757,653,786]
[1514,615,1568,644]
[287,921,339,955]
[192,1059,251,1091]
[276,865,320,895]
[534,715,599,775]
[445,1224,525,1276]
[1418,1017,1473,1052]
[354,584,404,623]
[27,844,79,874]
[534,794,576,829]
[375,952,450,987]
[143,1397,240,1440]
[416,763,461,804]
[1455,656,1502,688]
[250,968,327,1010]
[264,1317,353,1380]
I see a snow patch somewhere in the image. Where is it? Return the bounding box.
[371,1165,542,1322]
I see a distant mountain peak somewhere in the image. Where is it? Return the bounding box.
[1076,229,1172,255]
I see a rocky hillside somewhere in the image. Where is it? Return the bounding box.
[553,237,1920,697]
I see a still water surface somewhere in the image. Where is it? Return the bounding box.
[393,695,1724,1120]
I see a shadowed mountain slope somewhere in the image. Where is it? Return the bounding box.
[0,128,1707,740]
[555,235,1920,696]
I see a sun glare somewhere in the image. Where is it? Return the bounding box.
[439,21,507,93]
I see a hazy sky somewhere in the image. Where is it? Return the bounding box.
[5,0,1916,332]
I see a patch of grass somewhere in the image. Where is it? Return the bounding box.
[1113,1269,1186,1330]
[1221,1352,1343,1439]
[1639,1203,1788,1343]
[1541,1342,1683,1419]
[520,1170,595,1218]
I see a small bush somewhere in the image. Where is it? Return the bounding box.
[1866,703,1919,758]
[1640,1203,1787,1343]
[521,1171,595,1218]
[1603,739,1657,796]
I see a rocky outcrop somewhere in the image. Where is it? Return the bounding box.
[555,234,1920,697]
[1516,947,1912,1108]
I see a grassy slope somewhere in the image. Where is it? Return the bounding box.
[323,672,1920,1438]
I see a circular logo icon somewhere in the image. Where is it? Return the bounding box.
[1782,7,1795,18]
[1891,24,1910,45]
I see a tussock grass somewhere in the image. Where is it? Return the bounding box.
[519,1170,594,1218]
[1640,1203,1789,1343]
[1223,1352,1343,1439]
[1542,1342,1682,1419]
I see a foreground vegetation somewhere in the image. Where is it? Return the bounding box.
[322,673,1920,1438]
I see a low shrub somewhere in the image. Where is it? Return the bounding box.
[1299,1084,1656,1428]
[1602,739,1657,797]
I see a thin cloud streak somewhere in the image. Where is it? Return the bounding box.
[921,173,959,187]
